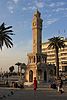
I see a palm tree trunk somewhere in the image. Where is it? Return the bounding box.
[18,66,19,75]
[55,47,59,78]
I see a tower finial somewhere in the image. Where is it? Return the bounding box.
[34,9,41,17]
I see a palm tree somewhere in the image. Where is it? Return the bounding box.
[21,63,26,70]
[48,36,65,78]
[0,22,14,50]
[15,62,21,74]
[15,62,26,81]
[15,62,26,74]
[15,62,22,66]
[9,66,14,73]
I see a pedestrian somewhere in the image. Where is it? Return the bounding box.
[57,77,64,94]
[59,78,64,93]
[34,77,37,91]
[57,77,61,92]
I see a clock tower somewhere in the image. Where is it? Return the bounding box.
[25,10,47,83]
[32,10,43,54]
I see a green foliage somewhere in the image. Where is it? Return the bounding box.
[21,63,26,70]
[15,62,26,69]
[48,36,65,49]
[48,36,65,78]
[9,66,14,73]
[0,22,14,50]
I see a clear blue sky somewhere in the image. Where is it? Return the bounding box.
[0,0,67,72]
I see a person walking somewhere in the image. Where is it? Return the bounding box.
[57,77,61,92]
[57,77,64,94]
[34,77,37,91]
[60,78,64,93]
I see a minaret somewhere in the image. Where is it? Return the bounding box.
[32,10,43,54]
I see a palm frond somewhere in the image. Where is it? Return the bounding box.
[4,39,13,48]
[5,34,13,40]
[3,30,13,33]
[4,26,12,30]
[4,40,9,48]
[48,36,65,49]
[0,22,14,50]
[0,23,5,28]
[5,38,13,46]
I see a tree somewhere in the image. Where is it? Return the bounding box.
[21,63,26,70]
[15,62,22,66]
[48,36,65,78]
[15,62,26,73]
[9,66,14,73]
[0,22,14,50]
[15,62,21,75]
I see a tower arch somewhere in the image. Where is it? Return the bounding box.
[29,70,33,82]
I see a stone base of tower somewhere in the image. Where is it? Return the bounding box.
[25,63,37,83]
[25,62,56,86]
[25,63,48,85]
[25,52,47,84]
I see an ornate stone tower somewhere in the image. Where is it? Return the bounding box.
[25,10,47,83]
[32,10,43,54]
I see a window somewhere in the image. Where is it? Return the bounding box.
[34,56,35,63]
[37,56,41,63]
[65,66,67,71]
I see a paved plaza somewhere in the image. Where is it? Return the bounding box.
[0,87,67,100]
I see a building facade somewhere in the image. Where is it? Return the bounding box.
[42,39,67,72]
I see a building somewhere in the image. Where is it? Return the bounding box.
[25,10,47,83]
[42,39,67,72]
[25,10,55,83]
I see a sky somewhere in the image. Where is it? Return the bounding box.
[0,0,67,72]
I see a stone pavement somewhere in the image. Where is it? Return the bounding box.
[0,80,67,100]
[0,86,67,100]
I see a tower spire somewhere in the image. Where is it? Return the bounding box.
[34,9,41,18]
[32,10,42,53]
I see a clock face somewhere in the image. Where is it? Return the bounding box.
[33,22,36,26]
